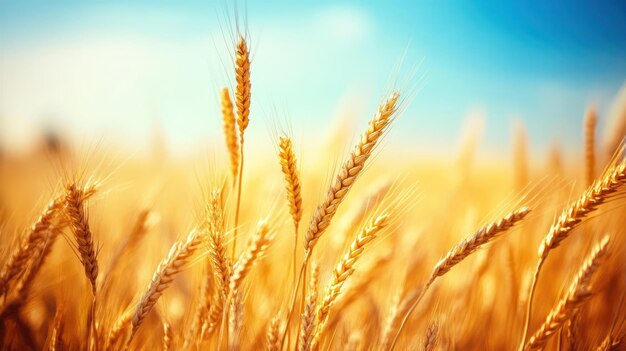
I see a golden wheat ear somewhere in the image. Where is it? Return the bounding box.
[388,206,530,351]
[0,184,96,296]
[304,92,400,255]
[524,236,610,350]
[266,316,281,351]
[231,34,252,260]
[229,219,271,294]
[65,183,99,295]
[221,87,239,182]
[311,214,390,350]
[129,230,202,341]
[521,161,626,350]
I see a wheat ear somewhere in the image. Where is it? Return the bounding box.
[299,263,319,351]
[200,190,231,339]
[228,288,243,351]
[304,93,399,254]
[388,207,530,351]
[278,135,303,231]
[130,230,202,340]
[266,317,281,351]
[65,183,99,295]
[524,236,610,350]
[585,106,597,186]
[0,185,96,296]
[229,220,271,294]
[163,321,173,351]
[278,134,303,287]
[105,311,131,350]
[232,35,252,259]
[49,306,65,351]
[423,321,439,351]
[222,87,239,182]
[311,214,389,350]
[521,161,626,349]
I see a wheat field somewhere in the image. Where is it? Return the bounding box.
[1,26,626,351]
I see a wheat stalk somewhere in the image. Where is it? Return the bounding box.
[388,206,530,351]
[222,87,239,182]
[524,235,610,350]
[129,230,202,340]
[65,183,99,295]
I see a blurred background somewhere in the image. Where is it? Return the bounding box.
[1,1,625,162]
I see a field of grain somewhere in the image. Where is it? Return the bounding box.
[1,26,626,351]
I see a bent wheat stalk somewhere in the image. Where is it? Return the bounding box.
[524,235,610,350]
[520,161,626,350]
[388,207,530,351]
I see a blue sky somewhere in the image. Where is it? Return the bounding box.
[1,1,625,159]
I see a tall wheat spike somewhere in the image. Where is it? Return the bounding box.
[65,183,99,295]
[278,135,303,231]
[388,207,530,351]
[232,34,252,259]
[304,93,400,254]
[524,236,610,350]
[521,161,626,349]
[222,87,239,182]
[130,230,202,340]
